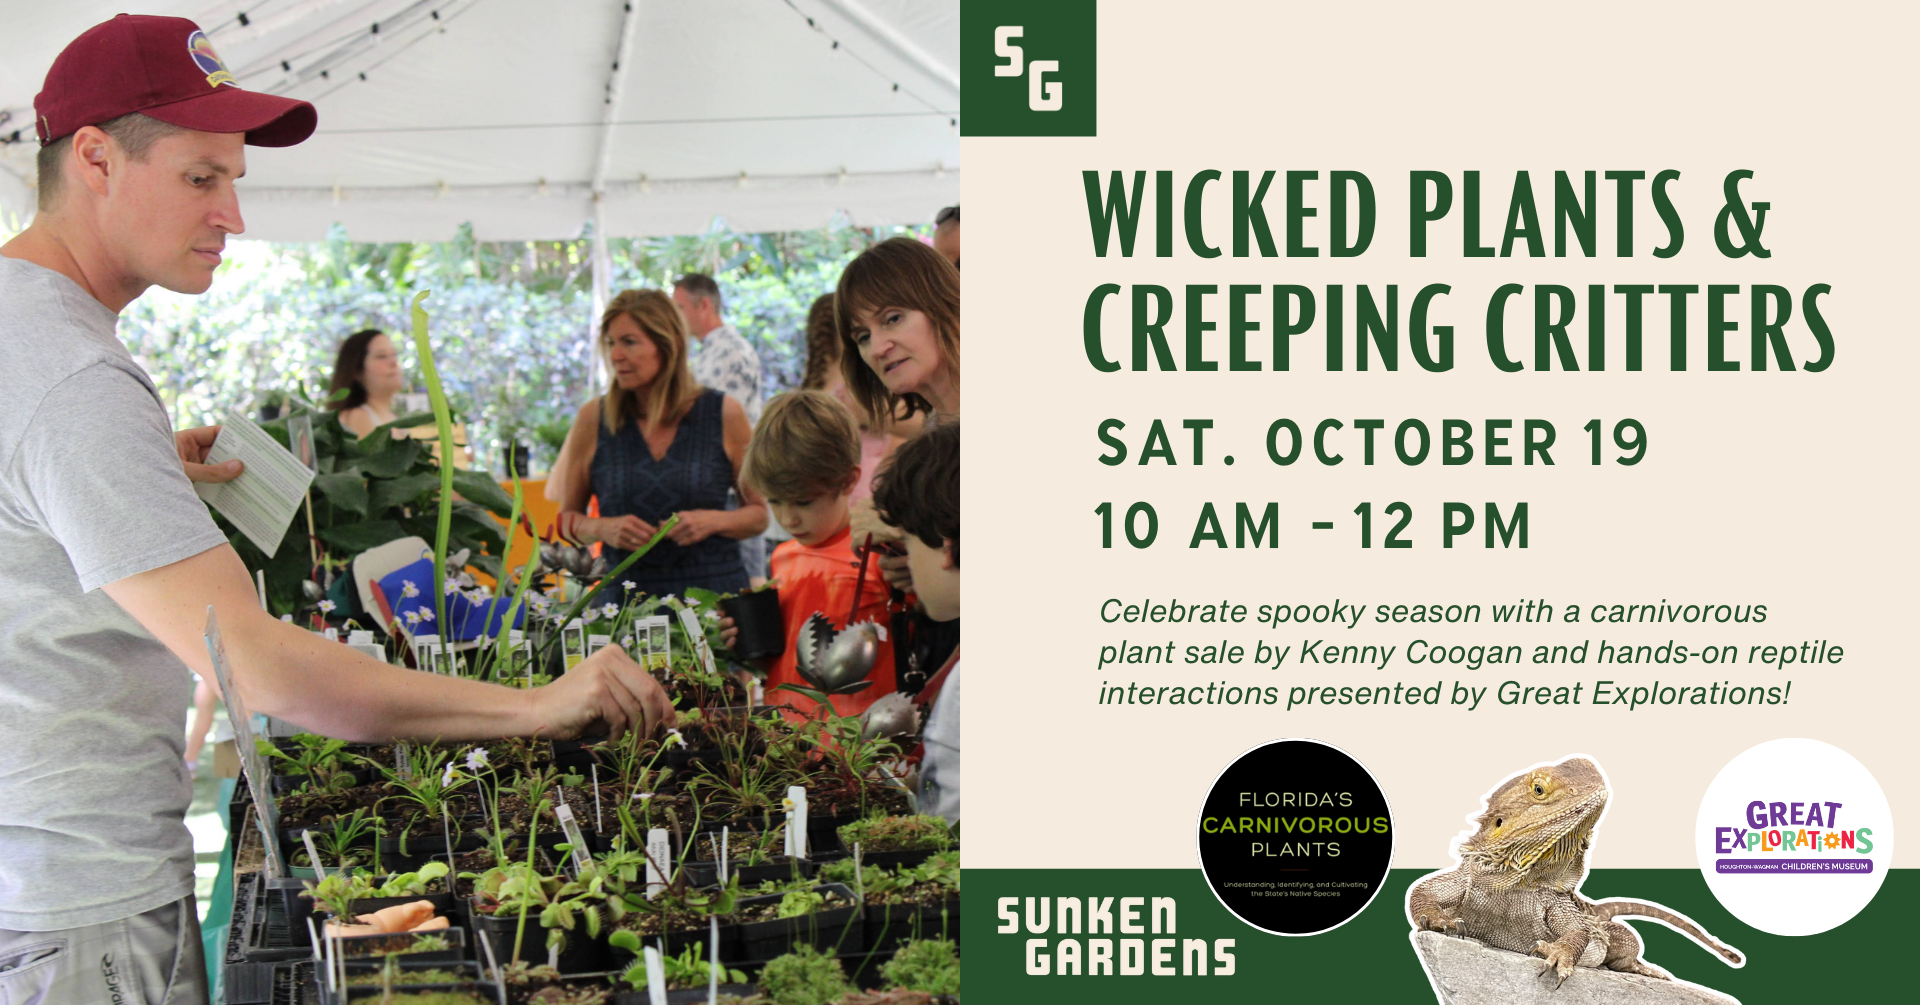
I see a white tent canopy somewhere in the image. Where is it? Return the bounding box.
[0,0,961,242]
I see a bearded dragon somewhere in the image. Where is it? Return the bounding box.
[1407,756,1743,987]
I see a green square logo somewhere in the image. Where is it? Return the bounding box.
[960,0,1096,137]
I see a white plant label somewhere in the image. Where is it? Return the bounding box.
[563,619,587,670]
[322,627,338,642]
[551,795,592,876]
[302,831,327,881]
[646,615,671,671]
[785,785,809,860]
[719,827,730,885]
[394,742,413,780]
[645,827,671,899]
[709,916,722,1001]
[588,633,612,657]
[643,945,667,1005]
[677,607,717,676]
[204,607,283,877]
[591,764,603,833]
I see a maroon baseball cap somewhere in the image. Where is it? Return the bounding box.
[34,14,315,147]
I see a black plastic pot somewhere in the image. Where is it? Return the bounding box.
[848,848,939,872]
[683,855,818,889]
[470,898,611,975]
[865,896,960,954]
[733,883,864,962]
[502,443,531,480]
[378,830,486,874]
[334,927,467,963]
[270,765,377,794]
[720,589,784,660]
[341,958,495,1000]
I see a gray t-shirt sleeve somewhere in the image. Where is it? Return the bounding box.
[18,361,230,592]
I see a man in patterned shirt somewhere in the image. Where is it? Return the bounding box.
[674,273,763,423]
[674,273,769,579]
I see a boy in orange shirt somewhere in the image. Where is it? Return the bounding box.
[741,390,897,718]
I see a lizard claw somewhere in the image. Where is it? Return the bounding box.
[1532,940,1577,987]
[1416,907,1466,935]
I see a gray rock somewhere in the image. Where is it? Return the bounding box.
[1412,931,1741,1005]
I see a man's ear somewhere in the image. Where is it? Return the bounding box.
[70,125,115,198]
[941,538,957,571]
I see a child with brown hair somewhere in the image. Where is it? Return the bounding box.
[740,389,897,717]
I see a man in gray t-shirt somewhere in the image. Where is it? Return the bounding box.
[1,17,673,1004]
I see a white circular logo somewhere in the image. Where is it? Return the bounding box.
[1695,738,1893,935]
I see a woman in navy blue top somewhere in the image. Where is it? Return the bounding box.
[556,289,767,601]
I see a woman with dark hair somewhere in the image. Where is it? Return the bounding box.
[555,289,768,599]
[328,328,472,465]
[835,236,960,424]
[802,293,921,501]
[328,328,402,434]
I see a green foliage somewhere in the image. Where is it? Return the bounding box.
[756,945,850,1005]
[882,939,961,994]
[257,734,352,785]
[837,814,954,854]
[617,941,746,991]
[214,401,512,614]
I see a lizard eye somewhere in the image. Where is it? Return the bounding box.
[1494,817,1502,828]
[1533,784,1545,796]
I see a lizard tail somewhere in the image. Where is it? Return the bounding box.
[1593,899,1743,966]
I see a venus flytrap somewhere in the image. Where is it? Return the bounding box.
[534,513,682,666]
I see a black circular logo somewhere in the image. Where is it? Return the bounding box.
[1197,738,1393,935]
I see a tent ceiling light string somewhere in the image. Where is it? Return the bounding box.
[776,0,956,127]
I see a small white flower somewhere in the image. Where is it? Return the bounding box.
[401,580,420,599]
[632,792,654,802]
[419,608,435,623]
[464,747,490,772]
[665,728,686,749]
[317,599,336,613]
[583,607,600,624]
[602,603,619,618]
[622,581,636,592]
[702,609,720,623]
[444,576,460,596]
[404,609,422,626]
[441,762,458,786]
[621,635,634,649]
[782,797,795,813]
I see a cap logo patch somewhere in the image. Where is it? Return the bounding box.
[187,30,236,88]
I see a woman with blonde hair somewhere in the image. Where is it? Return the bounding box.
[556,289,767,598]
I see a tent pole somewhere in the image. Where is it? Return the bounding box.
[586,0,644,400]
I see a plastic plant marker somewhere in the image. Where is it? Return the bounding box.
[203,607,283,877]
[853,842,863,904]
[256,569,267,609]
[676,607,717,676]
[634,622,652,670]
[591,765,603,833]
[709,916,721,1004]
[302,831,328,882]
[785,786,809,860]
[395,743,413,780]
[443,803,459,877]
[719,827,729,886]
[648,616,671,671]
[644,945,667,1005]
[323,627,338,642]
[646,827,670,899]
[589,634,612,657]
[552,792,592,876]
[564,619,587,670]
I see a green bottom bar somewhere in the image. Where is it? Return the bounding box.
[963,867,1912,1001]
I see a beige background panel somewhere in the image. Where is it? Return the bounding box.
[962,1,1914,869]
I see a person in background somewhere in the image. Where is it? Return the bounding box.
[739,390,896,718]
[800,293,921,501]
[0,17,670,1003]
[870,421,961,824]
[932,204,960,269]
[328,327,472,466]
[183,675,217,776]
[555,289,767,600]
[674,272,769,582]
